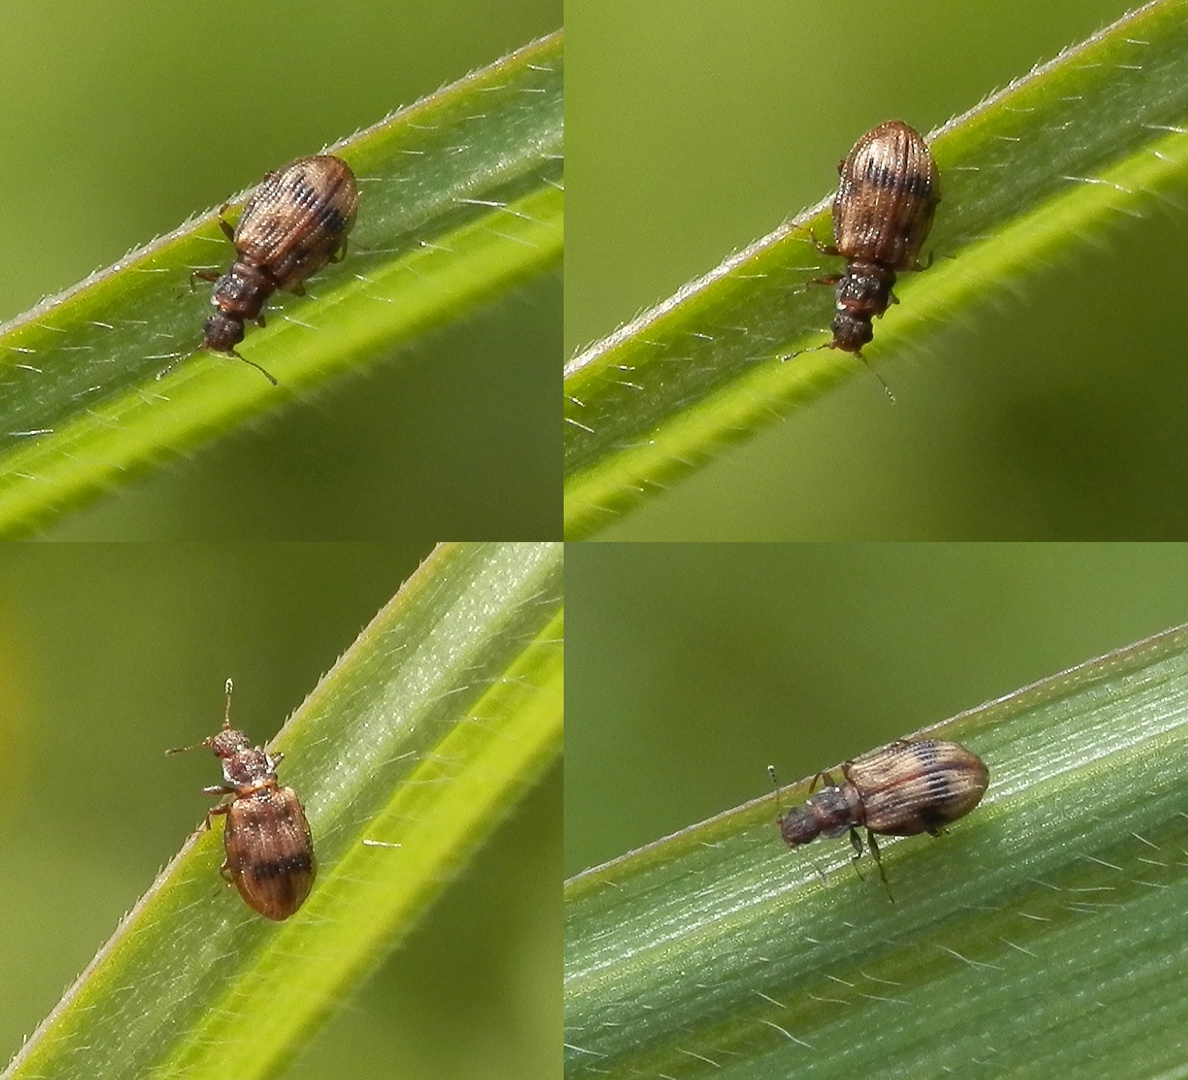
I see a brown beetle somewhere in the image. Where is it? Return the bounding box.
[169,679,315,921]
[199,154,359,382]
[772,738,987,894]
[807,120,939,363]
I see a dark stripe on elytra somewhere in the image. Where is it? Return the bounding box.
[286,173,325,211]
[914,741,941,766]
[290,170,347,204]
[860,159,932,197]
[246,852,313,880]
[922,768,954,809]
[283,175,349,235]
[917,805,951,832]
[315,204,350,236]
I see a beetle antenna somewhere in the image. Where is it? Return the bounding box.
[167,679,233,754]
[853,351,896,403]
[778,341,896,403]
[228,350,279,386]
[767,764,784,823]
[777,341,829,364]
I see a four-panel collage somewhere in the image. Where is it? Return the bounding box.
[1,2,1187,1079]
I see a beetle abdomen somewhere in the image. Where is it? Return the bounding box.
[832,120,938,269]
[224,785,316,921]
[845,739,989,837]
[234,155,359,291]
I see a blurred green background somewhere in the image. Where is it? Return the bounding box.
[566,0,1188,539]
[0,0,561,540]
[566,543,1188,877]
[0,545,559,1080]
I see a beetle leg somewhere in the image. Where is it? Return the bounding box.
[801,226,840,258]
[866,830,894,902]
[807,770,840,795]
[203,801,231,831]
[218,859,235,885]
[217,204,236,241]
[846,826,866,882]
[330,237,350,264]
[189,269,220,291]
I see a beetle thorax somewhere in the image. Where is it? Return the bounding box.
[211,262,274,320]
[216,742,276,790]
[781,782,865,847]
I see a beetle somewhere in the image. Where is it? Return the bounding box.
[792,121,939,392]
[169,678,315,920]
[772,738,988,895]
[197,154,359,382]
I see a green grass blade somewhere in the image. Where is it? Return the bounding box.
[4,541,563,1080]
[0,31,562,540]
[565,620,1188,1079]
[563,1,1186,538]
